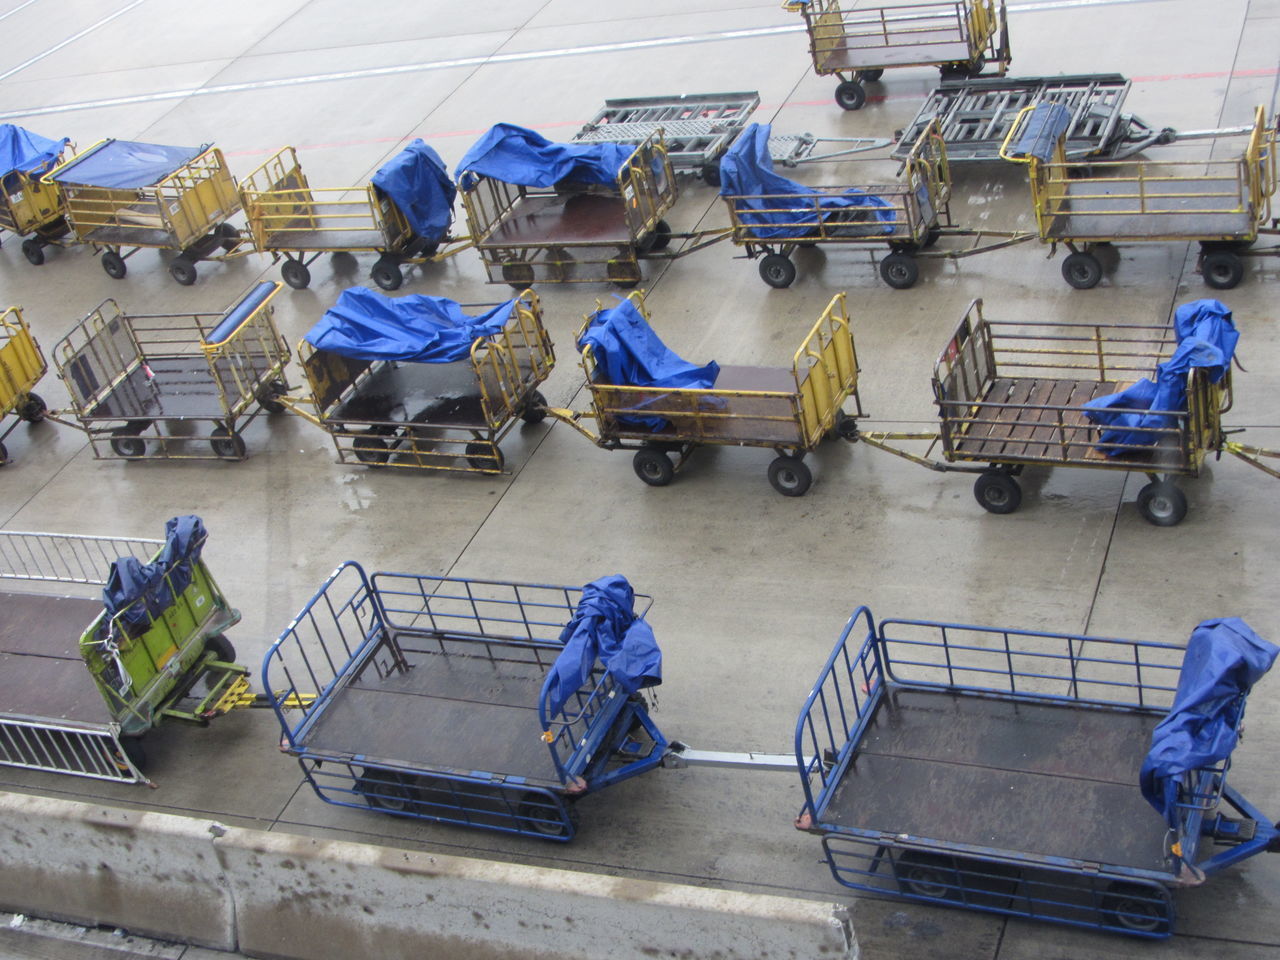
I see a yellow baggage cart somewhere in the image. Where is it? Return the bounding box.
[0,307,50,464]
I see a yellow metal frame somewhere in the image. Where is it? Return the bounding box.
[0,140,72,237]
[292,289,555,473]
[0,307,46,417]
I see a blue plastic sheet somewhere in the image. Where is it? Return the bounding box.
[0,123,68,180]
[370,139,456,242]
[543,575,662,719]
[103,516,206,633]
[305,286,515,364]
[579,298,719,430]
[1008,103,1072,162]
[457,123,633,191]
[719,123,894,240]
[48,139,207,189]
[1083,300,1238,452]
[1139,618,1278,821]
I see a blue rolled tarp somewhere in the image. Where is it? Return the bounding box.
[1083,299,1238,452]
[370,139,456,243]
[48,139,208,189]
[719,123,894,240]
[305,286,515,364]
[103,516,206,633]
[456,123,634,191]
[1008,103,1072,162]
[1139,618,1278,822]
[543,575,662,720]
[0,123,68,180]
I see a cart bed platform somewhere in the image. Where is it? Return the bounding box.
[327,360,489,427]
[260,221,386,251]
[0,592,110,724]
[823,688,1166,870]
[822,35,971,71]
[1046,177,1252,240]
[632,365,801,444]
[950,376,1123,461]
[75,350,275,421]
[487,194,631,246]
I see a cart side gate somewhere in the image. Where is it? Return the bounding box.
[470,292,555,426]
[618,133,678,240]
[1242,105,1275,220]
[239,146,318,250]
[1,308,46,408]
[198,281,290,419]
[1,168,65,235]
[54,300,145,414]
[156,148,240,249]
[794,293,860,445]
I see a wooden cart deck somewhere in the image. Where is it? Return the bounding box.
[0,592,109,725]
[1046,177,1253,240]
[822,687,1168,870]
[485,193,631,247]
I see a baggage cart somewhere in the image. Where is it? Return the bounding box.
[53,281,291,461]
[0,519,248,785]
[851,298,1279,525]
[238,142,471,291]
[794,606,1280,937]
[544,291,863,496]
[460,131,678,288]
[0,124,74,265]
[264,564,669,841]
[44,139,248,285]
[784,0,1010,110]
[288,289,554,473]
[1002,104,1278,289]
[0,306,50,465]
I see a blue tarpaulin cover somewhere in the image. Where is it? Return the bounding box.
[1139,618,1278,821]
[579,298,719,430]
[1083,300,1238,451]
[305,286,515,364]
[457,123,633,191]
[0,123,68,180]
[543,575,662,719]
[370,139,456,242]
[1009,103,1072,162]
[48,139,207,189]
[103,516,206,633]
[719,123,894,240]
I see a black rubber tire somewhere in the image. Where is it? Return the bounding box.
[116,736,147,773]
[759,252,797,289]
[967,55,987,78]
[1062,251,1103,289]
[836,412,860,442]
[974,471,1022,514]
[256,379,288,414]
[856,68,884,82]
[501,261,535,289]
[922,226,942,249]
[358,768,417,815]
[1136,480,1187,527]
[110,430,146,459]
[632,447,675,486]
[371,257,403,291]
[169,256,197,286]
[896,852,959,900]
[210,425,246,460]
[19,392,47,423]
[0,441,7,464]
[520,390,548,425]
[353,433,390,465]
[217,223,242,252]
[101,251,127,279]
[281,259,311,289]
[879,253,920,289]
[1202,250,1244,290]
[701,161,722,188]
[834,80,866,111]
[21,238,44,265]
[464,441,504,472]
[1101,882,1170,935]
[646,219,672,252]
[204,633,236,663]
[516,793,577,839]
[768,456,812,497]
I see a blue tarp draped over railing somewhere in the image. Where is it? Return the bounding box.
[578,298,719,430]
[1139,618,1278,822]
[1008,103,1072,162]
[305,286,515,364]
[719,123,894,240]
[1083,299,1239,452]
[543,575,662,719]
[48,139,208,189]
[370,139,456,242]
[103,516,206,633]
[456,123,633,191]
[0,123,68,180]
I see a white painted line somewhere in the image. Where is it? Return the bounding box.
[0,0,43,25]
[0,0,147,83]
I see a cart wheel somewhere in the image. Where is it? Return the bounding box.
[357,768,417,815]
[967,55,987,78]
[1201,250,1244,290]
[256,379,289,414]
[1100,882,1170,935]
[21,238,44,266]
[835,412,860,442]
[281,258,311,290]
[642,219,672,253]
[202,634,237,690]
[520,389,548,425]
[1061,252,1102,289]
[974,471,1021,514]
[210,426,246,460]
[169,256,198,286]
[114,736,147,773]
[701,160,722,188]
[939,63,969,81]
[633,446,675,486]
[110,430,146,459]
[879,253,919,289]
[768,456,812,496]
[19,393,47,423]
[834,80,866,111]
[607,258,641,288]
[353,433,390,465]
[0,441,7,464]
[501,261,536,289]
[516,793,578,839]
[371,257,404,291]
[895,851,960,900]
[856,68,884,83]
[1136,480,1187,527]
[464,441,504,472]
[759,253,797,289]
[923,226,942,249]
[101,251,127,279]
[217,223,242,252]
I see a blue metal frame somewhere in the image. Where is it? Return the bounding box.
[793,606,1278,937]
